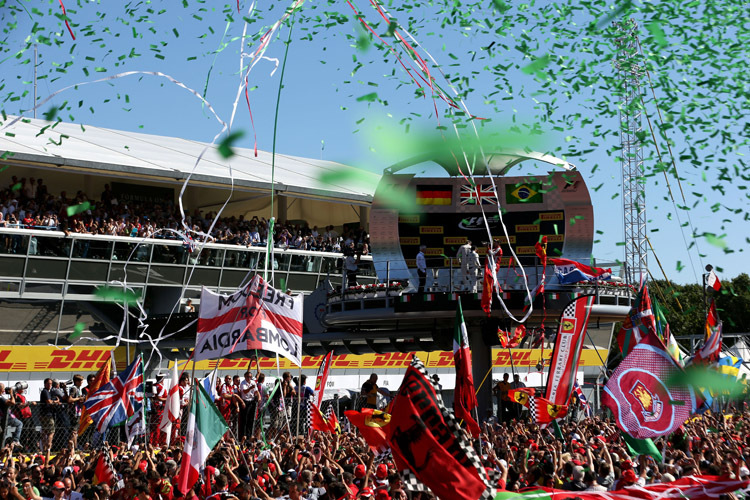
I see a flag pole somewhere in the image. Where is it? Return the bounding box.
[185,351,198,450]
[296,363,302,437]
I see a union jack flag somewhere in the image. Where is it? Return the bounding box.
[459,184,497,205]
[84,357,144,433]
[572,382,591,416]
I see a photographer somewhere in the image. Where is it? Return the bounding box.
[0,383,23,447]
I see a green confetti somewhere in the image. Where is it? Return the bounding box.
[384,20,398,37]
[66,201,91,216]
[217,130,245,159]
[521,54,550,75]
[646,21,667,48]
[704,234,727,249]
[43,106,58,121]
[68,322,86,340]
[666,366,744,398]
[356,92,379,102]
[94,286,142,305]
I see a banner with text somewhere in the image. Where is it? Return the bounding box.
[195,276,303,366]
[545,294,595,407]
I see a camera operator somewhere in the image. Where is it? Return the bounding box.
[0,382,23,447]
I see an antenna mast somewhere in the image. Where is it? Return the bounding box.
[614,19,647,285]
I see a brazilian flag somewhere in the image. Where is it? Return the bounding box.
[506,183,543,204]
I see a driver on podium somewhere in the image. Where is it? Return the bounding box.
[456,239,473,291]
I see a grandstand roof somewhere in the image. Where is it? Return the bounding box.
[0,117,377,204]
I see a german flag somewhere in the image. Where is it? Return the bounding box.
[416,185,452,205]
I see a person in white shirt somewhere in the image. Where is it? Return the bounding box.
[239,369,260,440]
[456,239,473,290]
[467,245,481,292]
[416,245,427,293]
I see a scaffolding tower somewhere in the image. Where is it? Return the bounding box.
[614,19,648,285]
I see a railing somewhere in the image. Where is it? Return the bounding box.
[1,396,352,452]
[0,227,376,299]
[338,256,632,302]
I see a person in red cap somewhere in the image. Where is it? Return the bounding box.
[373,464,388,490]
[45,481,66,500]
[374,489,390,500]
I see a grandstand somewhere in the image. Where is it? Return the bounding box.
[0,117,376,348]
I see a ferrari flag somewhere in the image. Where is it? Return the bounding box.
[603,332,701,439]
[195,275,303,365]
[387,357,492,500]
[545,295,594,407]
[344,408,391,457]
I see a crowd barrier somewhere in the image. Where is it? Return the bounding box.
[0,396,358,452]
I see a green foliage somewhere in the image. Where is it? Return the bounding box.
[650,273,750,337]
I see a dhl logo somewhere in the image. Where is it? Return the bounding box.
[0,348,128,372]
[174,349,607,371]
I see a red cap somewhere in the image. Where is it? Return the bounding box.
[622,469,637,483]
[139,460,148,472]
[53,482,65,490]
[376,464,388,479]
[360,488,375,498]
[621,460,633,470]
[355,464,367,478]
[268,463,276,473]
[376,490,391,500]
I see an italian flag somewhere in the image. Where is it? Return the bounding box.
[453,298,480,436]
[176,382,228,494]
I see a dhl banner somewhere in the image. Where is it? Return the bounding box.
[0,346,134,372]
[169,348,608,372]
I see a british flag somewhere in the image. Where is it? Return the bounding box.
[84,357,144,433]
[460,184,498,205]
[572,382,591,416]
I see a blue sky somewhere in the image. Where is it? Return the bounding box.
[1,0,746,285]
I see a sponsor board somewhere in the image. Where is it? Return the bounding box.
[400,237,420,245]
[399,215,420,224]
[0,346,133,372]
[540,212,564,221]
[419,226,444,234]
[169,348,607,371]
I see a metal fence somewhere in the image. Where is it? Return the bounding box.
[1,396,356,452]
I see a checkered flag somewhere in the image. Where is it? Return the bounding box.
[563,299,577,318]
[305,401,312,436]
[401,469,430,493]
[528,396,538,424]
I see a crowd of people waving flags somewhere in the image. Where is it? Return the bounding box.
[8,262,747,499]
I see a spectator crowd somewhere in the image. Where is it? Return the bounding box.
[1,365,749,500]
[0,177,370,255]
